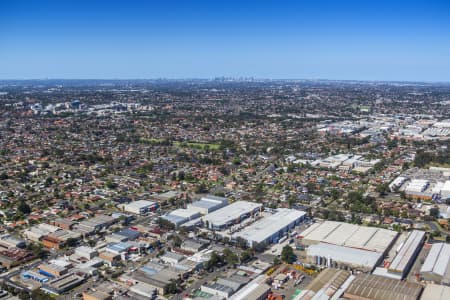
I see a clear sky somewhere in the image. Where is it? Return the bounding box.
[1,0,450,81]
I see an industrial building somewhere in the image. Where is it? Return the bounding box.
[233,208,306,248]
[385,230,425,279]
[39,261,71,277]
[123,200,158,215]
[421,284,450,300]
[106,228,141,243]
[76,215,115,235]
[161,208,201,227]
[298,221,398,272]
[306,243,384,272]
[187,195,228,215]
[0,248,35,269]
[201,283,235,299]
[389,176,408,192]
[74,246,98,260]
[21,270,50,283]
[0,235,26,249]
[203,201,262,231]
[298,221,398,254]
[295,268,351,300]
[41,273,86,295]
[229,275,271,300]
[343,274,423,300]
[420,242,450,284]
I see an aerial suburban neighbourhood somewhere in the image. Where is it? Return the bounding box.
[0,79,449,300]
[2,0,450,299]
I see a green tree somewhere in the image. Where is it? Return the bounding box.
[240,249,253,263]
[17,200,31,215]
[223,248,239,266]
[281,245,296,264]
[165,279,179,294]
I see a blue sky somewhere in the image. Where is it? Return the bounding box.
[1,0,450,81]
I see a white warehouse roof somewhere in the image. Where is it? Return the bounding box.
[124,200,156,210]
[421,243,450,277]
[300,221,398,253]
[307,243,383,270]
[389,230,425,274]
[233,209,306,244]
[203,201,262,227]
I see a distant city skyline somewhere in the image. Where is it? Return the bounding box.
[1,0,450,81]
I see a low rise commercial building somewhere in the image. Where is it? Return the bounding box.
[41,273,86,295]
[0,248,35,269]
[123,200,158,215]
[74,246,98,260]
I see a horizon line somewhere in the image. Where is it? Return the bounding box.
[1,77,450,84]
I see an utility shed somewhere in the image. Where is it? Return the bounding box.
[343,274,423,300]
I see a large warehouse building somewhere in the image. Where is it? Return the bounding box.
[420,242,450,284]
[306,243,384,272]
[232,208,306,248]
[187,195,228,215]
[343,274,423,300]
[161,208,201,227]
[202,201,262,231]
[386,230,425,279]
[298,221,398,272]
[299,221,398,253]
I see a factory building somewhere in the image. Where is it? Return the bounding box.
[298,221,398,254]
[202,201,262,231]
[232,208,306,248]
[306,243,384,272]
[298,221,398,272]
[385,230,425,279]
[187,195,228,215]
[420,242,450,284]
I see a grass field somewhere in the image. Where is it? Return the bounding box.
[174,141,221,150]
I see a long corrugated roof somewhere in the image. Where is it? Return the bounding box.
[203,201,262,227]
[421,243,450,276]
[300,221,398,253]
[306,243,382,270]
[233,208,305,244]
[344,274,423,300]
[388,230,425,274]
